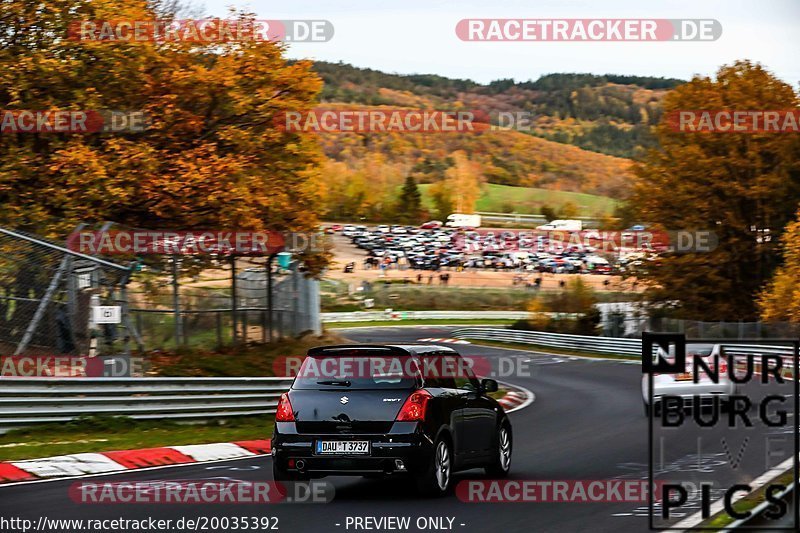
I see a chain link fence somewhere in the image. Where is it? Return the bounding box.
[129,256,321,350]
[597,302,800,339]
[0,226,136,357]
[0,225,321,355]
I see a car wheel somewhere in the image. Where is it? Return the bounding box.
[416,436,452,497]
[485,424,512,478]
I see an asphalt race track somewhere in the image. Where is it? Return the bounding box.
[0,326,795,533]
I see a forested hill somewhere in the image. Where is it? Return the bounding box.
[312,61,685,159]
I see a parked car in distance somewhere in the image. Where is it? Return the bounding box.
[420,220,443,229]
[536,219,583,231]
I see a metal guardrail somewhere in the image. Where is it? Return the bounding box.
[451,327,641,356]
[322,311,532,323]
[450,328,799,361]
[0,377,293,432]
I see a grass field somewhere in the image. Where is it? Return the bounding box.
[417,183,619,218]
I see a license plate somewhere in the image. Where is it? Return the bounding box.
[675,372,693,381]
[315,440,370,455]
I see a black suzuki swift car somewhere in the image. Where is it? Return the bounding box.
[271,344,512,495]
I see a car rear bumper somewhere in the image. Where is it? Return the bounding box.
[272,422,434,476]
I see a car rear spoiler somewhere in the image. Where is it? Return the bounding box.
[307,345,410,357]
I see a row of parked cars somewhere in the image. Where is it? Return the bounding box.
[333,224,622,274]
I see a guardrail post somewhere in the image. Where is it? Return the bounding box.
[170,256,182,348]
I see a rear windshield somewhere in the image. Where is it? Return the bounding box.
[291,351,419,390]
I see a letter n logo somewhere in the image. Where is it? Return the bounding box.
[642,332,685,374]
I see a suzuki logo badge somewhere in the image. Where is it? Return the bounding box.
[340,396,349,404]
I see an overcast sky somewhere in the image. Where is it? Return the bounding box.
[200,0,799,86]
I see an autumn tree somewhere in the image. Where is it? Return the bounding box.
[444,150,483,213]
[428,180,453,221]
[0,0,326,273]
[540,205,557,221]
[395,175,423,224]
[558,201,579,218]
[759,208,800,323]
[629,61,800,320]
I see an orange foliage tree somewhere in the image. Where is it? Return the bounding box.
[0,0,326,271]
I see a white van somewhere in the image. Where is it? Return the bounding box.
[445,213,481,228]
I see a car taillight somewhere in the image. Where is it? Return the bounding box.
[396,390,432,421]
[275,393,295,422]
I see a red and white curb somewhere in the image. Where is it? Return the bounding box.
[417,338,471,344]
[496,383,535,414]
[0,440,271,484]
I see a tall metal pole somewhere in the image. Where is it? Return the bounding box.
[267,253,276,343]
[231,255,238,344]
[171,256,182,347]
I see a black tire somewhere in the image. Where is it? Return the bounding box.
[415,436,452,497]
[485,424,512,478]
[644,402,651,417]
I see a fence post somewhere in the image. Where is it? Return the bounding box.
[291,262,299,336]
[216,311,222,349]
[136,311,143,346]
[171,256,182,348]
[119,261,144,352]
[231,256,238,344]
[267,254,276,343]
[309,277,321,335]
[14,254,71,355]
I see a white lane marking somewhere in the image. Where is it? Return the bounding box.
[0,455,268,489]
[172,443,255,462]
[11,453,127,478]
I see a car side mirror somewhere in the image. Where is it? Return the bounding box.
[481,378,498,393]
